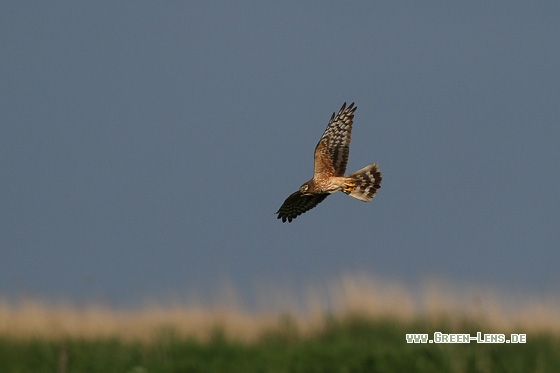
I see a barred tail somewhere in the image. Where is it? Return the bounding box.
[344,163,382,202]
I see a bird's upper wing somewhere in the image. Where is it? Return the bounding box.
[313,102,356,177]
[276,191,329,223]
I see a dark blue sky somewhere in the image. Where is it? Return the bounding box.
[2,2,559,306]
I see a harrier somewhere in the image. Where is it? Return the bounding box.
[276,102,382,223]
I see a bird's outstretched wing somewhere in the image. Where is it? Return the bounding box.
[313,102,356,177]
[276,191,329,223]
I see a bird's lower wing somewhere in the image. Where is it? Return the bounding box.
[276,191,329,223]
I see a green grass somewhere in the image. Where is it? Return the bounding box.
[1,316,558,373]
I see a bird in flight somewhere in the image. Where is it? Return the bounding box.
[276,102,382,223]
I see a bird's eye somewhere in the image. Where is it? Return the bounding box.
[300,185,309,193]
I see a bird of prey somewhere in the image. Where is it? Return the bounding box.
[276,102,382,223]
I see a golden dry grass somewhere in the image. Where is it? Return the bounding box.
[1,274,559,343]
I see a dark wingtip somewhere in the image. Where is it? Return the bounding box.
[340,102,356,115]
[333,102,347,118]
[278,215,292,223]
[276,212,293,223]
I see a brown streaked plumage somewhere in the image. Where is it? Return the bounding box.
[276,102,382,223]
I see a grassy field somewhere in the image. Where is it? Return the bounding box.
[1,275,559,372]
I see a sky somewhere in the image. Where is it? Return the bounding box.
[2,2,559,307]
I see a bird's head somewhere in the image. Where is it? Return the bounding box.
[299,182,312,195]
